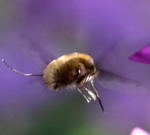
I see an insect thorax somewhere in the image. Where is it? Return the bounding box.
[43,53,96,90]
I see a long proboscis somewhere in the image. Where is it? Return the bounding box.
[1,58,43,77]
[90,80,104,112]
[97,97,104,112]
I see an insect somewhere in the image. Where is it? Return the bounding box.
[1,52,104,112]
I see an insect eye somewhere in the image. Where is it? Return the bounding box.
[78,68,81,75]
[75,68,81,76]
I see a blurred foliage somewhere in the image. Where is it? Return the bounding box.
[25,96,98,135]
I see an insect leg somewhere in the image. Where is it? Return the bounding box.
[1,58,43,77]
[90,80,100,97]
[77,88,91,103]
[83,87,97,101]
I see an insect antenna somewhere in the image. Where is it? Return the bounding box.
[1,58,43,77]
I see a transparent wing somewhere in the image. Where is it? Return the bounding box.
[95,65,142,92]
[21,34,56,64]
[99,69,139,84]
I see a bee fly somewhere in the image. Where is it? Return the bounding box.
[1,52,104,112]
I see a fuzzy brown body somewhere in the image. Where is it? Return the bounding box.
[43,53,97,90]
[2,52,104,111]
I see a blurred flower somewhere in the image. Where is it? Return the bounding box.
[130,127,150,135]
[1,0,150,135]
[129,45,150,64]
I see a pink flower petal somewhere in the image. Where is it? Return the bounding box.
[130,127,150,135]
[129,45,150,64]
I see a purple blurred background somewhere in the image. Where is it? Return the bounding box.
[0,0,150,135]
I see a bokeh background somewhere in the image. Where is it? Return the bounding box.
[0,0,150,135]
